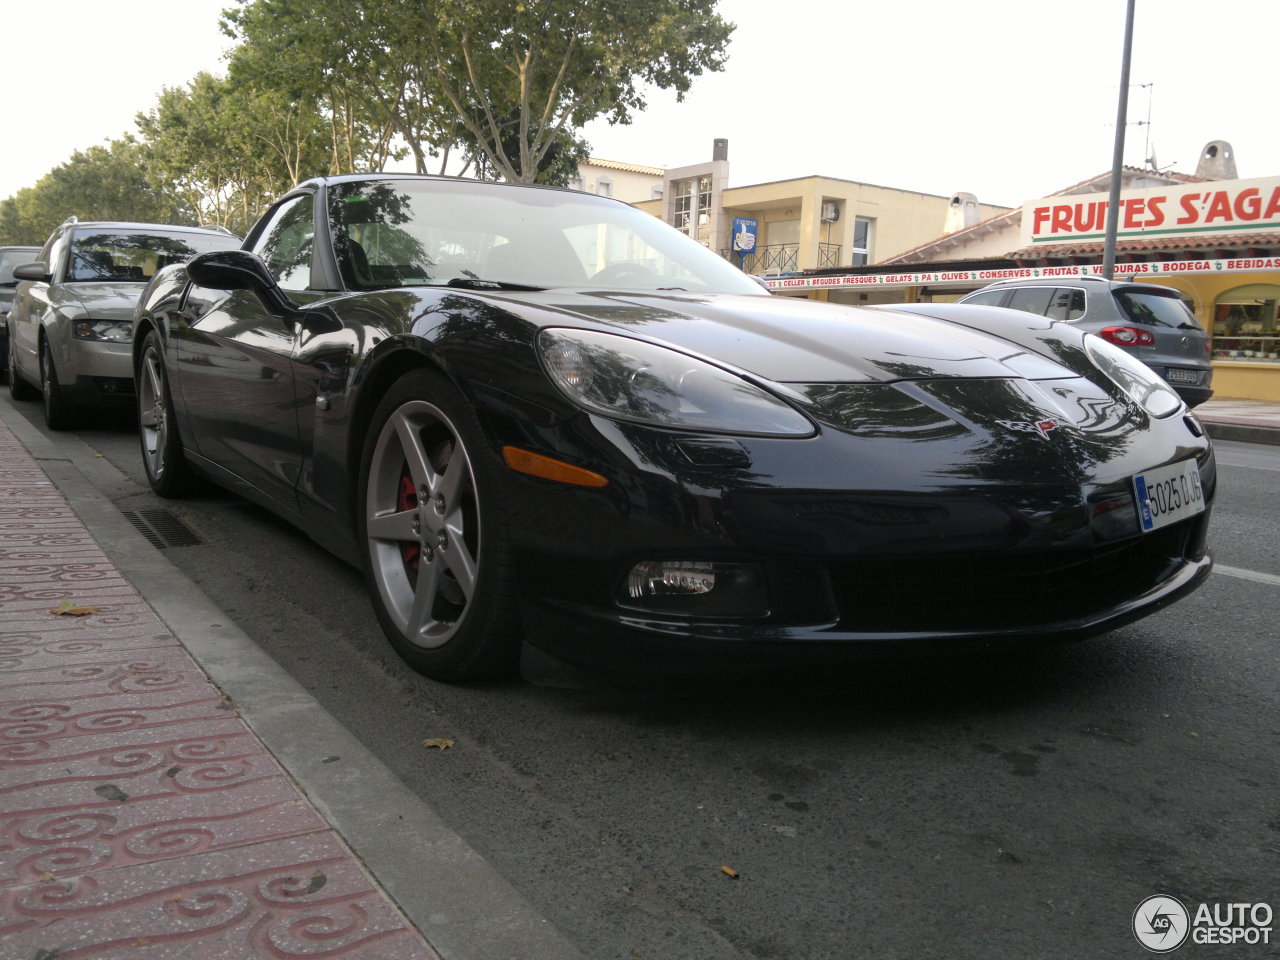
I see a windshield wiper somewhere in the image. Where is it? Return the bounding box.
[446,276,544,291]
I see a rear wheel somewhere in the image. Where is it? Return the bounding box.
[357,368,521,680]
[7,331,38,400]
[137,331,196,497]
[40,341,74,430]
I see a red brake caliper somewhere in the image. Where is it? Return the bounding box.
[398,467,420,574]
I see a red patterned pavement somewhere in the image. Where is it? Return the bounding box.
[0,421,440,958]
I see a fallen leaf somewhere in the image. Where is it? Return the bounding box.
[421,738,455,751]
[94,784,129,803]
[37,872,55,883]
[50,602,98,617]
[720,865,739,879]
[306,871,327,894]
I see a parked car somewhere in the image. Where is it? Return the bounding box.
[957,276,1213,407]
[132,174,1214,681]
[1,245,40,378]
[7,218,240,428]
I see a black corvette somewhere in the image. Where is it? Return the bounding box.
[132,174,1214,680]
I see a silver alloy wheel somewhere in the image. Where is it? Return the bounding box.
[138,344,168,480]
[365,398,480,649]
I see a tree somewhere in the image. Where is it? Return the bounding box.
[135,72,333,235]
[222,0,434,175]
[0,139,194,246]
[222,0,735,184]
[423,0,733,183]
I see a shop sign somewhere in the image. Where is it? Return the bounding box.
[764,255,1280,291]
[1021,176,1280,246]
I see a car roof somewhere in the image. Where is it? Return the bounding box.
[63,221,236,236]
[295,171,592,200]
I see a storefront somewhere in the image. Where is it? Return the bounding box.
[765,170,1280,401]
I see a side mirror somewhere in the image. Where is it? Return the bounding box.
[12,262,51,283]
[187,249,297,315]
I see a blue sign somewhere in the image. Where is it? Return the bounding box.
[731,217,758,253]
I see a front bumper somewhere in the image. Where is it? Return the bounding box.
[502,419,1216,673]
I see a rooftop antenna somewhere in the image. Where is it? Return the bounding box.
[1134,82,1155,169]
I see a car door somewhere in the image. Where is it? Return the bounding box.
[174,194,319,514]
[8,230,68,382]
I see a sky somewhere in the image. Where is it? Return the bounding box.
[1,0,1274,209]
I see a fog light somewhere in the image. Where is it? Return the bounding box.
[621,560,769,618]
[628,561,716,599]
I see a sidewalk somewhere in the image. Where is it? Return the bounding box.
[1195,396,1280,445]
[0,407,583,960]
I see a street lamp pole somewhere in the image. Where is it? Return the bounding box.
[1102,0,1136,280]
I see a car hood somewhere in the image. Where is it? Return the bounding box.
[56,282,147,321]
[497,290,1078,384]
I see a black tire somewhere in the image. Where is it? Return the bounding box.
[7,330,38,401]
[137,331,197,497]
[357,367,521,680]
[40,341,75,430]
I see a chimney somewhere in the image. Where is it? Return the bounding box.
[1194,140,1237,180]
[944,192,980,234]
[713,138,729,162]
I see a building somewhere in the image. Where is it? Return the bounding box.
[571,158,665,204]
[764,143,1280,401]
[629,140,1009,277]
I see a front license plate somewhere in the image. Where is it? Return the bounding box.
[1133,459,1206,532]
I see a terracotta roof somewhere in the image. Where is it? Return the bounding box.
[1010,232,1280,260]
[1046,165,1207,198]
[584,157,665,176]
[882,206,1021,263]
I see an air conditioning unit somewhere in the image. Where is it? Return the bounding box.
[821,202,840,222]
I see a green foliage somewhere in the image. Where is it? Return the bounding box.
[422,0,733,182]
[225,0,734,183]
[0,140,193,246]
[135,72,333,236]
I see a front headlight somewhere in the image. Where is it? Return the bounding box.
[538,328,813,436]
[74,320,133,343]
[1083,333,1181,418]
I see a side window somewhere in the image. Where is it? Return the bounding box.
[252,195,314,291]
[1044,288,1086,322]
[962,289,1007,307]
[1005,286,1057,317]
[44,231,71,281]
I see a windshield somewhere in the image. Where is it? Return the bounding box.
[66,230,235,283]
[1,248,37,284]
[1115,289,1200,330]
[328,178,767,296]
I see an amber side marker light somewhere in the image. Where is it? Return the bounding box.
[502,446,608,488]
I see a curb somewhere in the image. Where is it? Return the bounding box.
[1202,421,1280,446]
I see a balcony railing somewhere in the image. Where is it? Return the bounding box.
[722,242,844,274]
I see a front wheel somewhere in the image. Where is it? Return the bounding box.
[41,342,75,430]
[137,331,197,497]
[357,368,521,680]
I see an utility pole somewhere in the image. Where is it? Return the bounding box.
[1102,0,1136,280]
